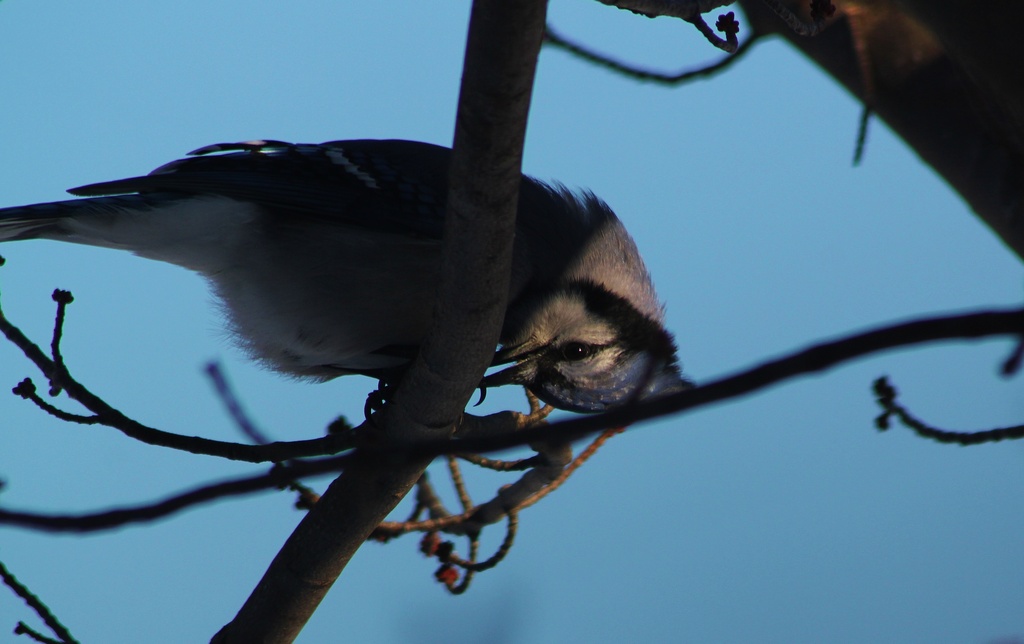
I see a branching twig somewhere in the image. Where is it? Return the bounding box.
[14,622,63,644]
[0,559,78,644]
[0,292,364,462]
[873,377,1024,445]
[545,23,759,84]
[447,511,519,574]
[12,379,99,425]
[423,511,519,594]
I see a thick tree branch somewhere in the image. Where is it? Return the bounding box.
[211,1,550,641]
[737,0,1024,261]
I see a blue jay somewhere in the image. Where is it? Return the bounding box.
[0,139,690,412]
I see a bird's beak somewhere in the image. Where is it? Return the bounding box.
[482,340,545,387]
[482,354,539,387]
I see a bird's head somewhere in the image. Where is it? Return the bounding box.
[484,281,692,412]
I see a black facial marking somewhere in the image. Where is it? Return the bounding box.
[567,280,678,363]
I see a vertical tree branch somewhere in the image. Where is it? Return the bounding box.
[211,1,549,641]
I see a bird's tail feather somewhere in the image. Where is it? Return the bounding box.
[0,194,184,243]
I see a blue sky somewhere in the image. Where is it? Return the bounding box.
[0,2,1022,642]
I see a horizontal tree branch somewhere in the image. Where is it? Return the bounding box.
[2,306,1019,533]
[437,307,1024,453]
[0,458,350,532]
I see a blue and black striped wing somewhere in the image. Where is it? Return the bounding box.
[68,139,451,239]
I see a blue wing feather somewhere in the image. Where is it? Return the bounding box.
[64,139,451,239]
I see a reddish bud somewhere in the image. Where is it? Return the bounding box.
[435,564,460,588]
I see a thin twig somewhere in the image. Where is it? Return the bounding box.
[205,361,323,508]
[456,453,536,471]
[446,535,480,594]
[47,289,73,396]
[375,510,476,539]
[205,361,269,445]
[447,456,474,512]
[873,377,1024,445]
[0,456,354,532]
[14,623,63,644]
[519,429,623,511]
[414,473,452,522]
[448,511,519,573]
[0,559,78,644]
[690,11,738,52]
[1001,338,1023,375]
[852,104,872,166]
[12,379,99,425]
[545,23,758,84]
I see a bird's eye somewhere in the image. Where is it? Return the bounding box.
[559,342,594,361]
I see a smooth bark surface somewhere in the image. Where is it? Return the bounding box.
[211,1,549,641]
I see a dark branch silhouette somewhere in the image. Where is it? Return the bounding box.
[205,361,322,508]
[0,458,347,532]
[0,284,365,462]
[544,22,760,84]
[436,307,1024,454]
[0,559,78,644]
[1,306,1020,534]
[205,361,271,445]
[873,376,1024,445]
